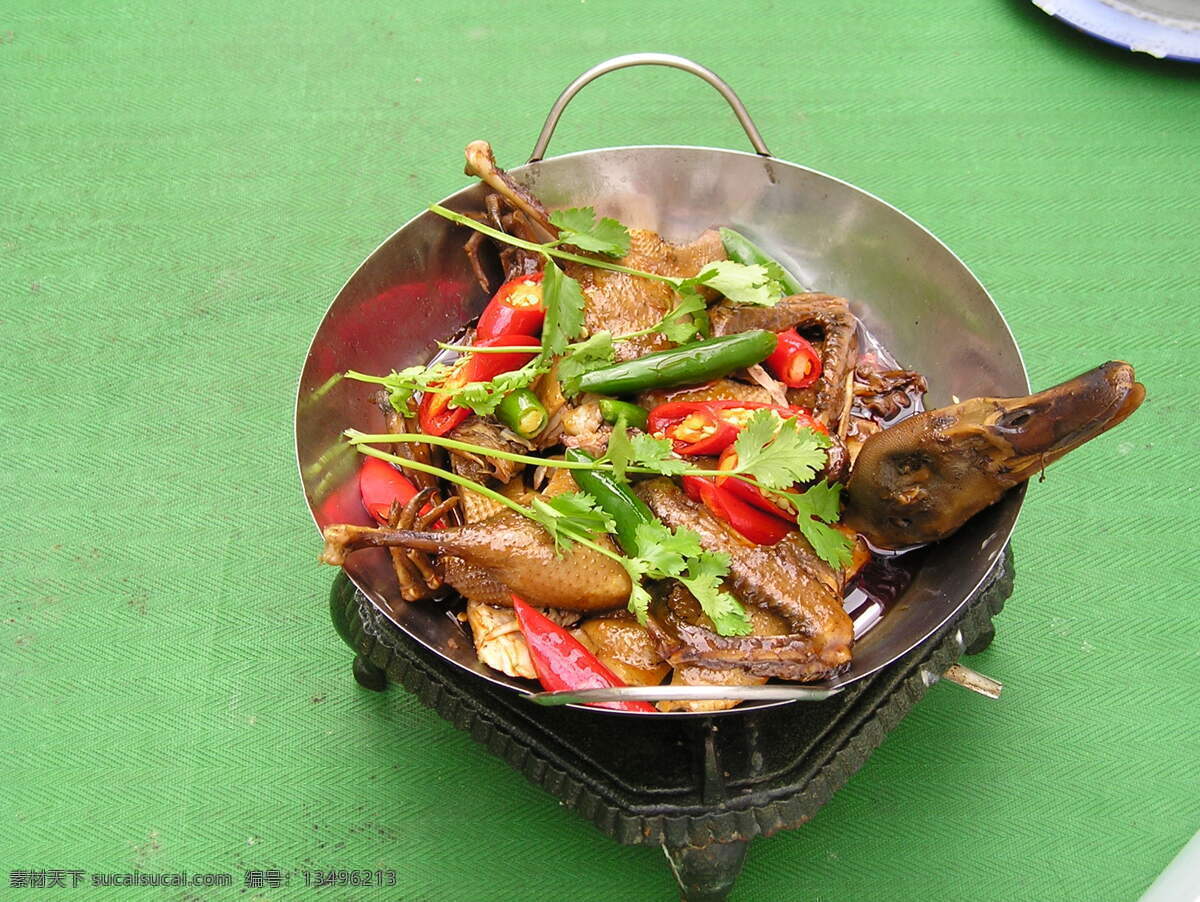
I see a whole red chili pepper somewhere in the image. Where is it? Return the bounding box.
[680,475,793,546]
[418,333,540,436]
[475,272,545,340]
[511,596,657,713]
[765,329,823,389]
[358,456,443,526]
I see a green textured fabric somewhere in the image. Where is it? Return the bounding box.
[2,1,1197,900]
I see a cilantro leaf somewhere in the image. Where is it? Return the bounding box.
[549,206,631,257]
[632,521,702,579]
[558,331,614,396]
[679,552,752,636]
[628,433,689,476]
[681,260,784,307]
[623,522,752,633]
[627,582,653,625]
[657,288,709,344]
[760,258,793,292]
[602,421,633,481]
[452,360,547,416]
[795,479,842,524]
[346,364,454,415]
[731,410,829,490]
[540,258,586,357]
[530,491,615,551]
[795,518,854,570]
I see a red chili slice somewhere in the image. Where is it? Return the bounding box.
[647,400,827,457]
[765,329,823,389]
[476,272,545,340]
[680,474,793,545]
[358,456,442,526]
[417,333,540,436]
[715,447,796,522]
[646,401,738,455]
[511,596,656,713]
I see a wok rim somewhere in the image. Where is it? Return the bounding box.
[295,143,1030,717]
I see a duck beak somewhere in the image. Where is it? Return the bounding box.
[975,361,1144,482]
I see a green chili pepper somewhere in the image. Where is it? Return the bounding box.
[564,449,654,556]
[719,227,805,296]
[495,388,547,438]
[577,330,777,396]
[597,399,648,431]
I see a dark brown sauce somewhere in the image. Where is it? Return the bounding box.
[841,322,928,639]
[842,546,926,639]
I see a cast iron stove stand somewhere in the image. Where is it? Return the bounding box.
[328,547,1011,901]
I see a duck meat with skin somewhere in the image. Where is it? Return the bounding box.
[321,510,631,612]
[461,141,727,363]
[446,416,530,485]
[844,361,1145,548]
[636,478,854,681]
[563,228,726,362]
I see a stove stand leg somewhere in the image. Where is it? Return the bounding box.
[328,572,388,692]
[661,718,749,900]
[351,655,388,692]
[964,623,995,655]
[663,840,749,902]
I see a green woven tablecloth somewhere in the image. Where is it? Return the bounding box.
[2,2,1197,899]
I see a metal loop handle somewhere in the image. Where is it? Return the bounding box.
[529,53,771,163]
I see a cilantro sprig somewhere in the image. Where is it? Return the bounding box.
[347,417,853,573]
[548,207,631,257]
[354,205,772,414]
[530,491,616,551]
[348,440,750,634]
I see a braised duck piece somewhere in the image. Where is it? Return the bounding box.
[844,361,1145,548]
[712,293,857,434]
[376,395,441,492]
[636,478,853,681]
[464,141,557,243]
[637,378,774,411]
[654,599,792,712]
[321,510,631,612]
[572,611,670,688]
[564,229,726,362]
[647,584,845,682]
[376,489,458,602]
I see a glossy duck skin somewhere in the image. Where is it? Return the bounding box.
[321,510,631,612]
[636,478,853,680]
[843,361,1146,548]
[565,228,726,362]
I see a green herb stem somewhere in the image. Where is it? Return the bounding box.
[352,444,628,566]
[346,429,804,502]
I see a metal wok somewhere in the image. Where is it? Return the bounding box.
[295,54,1028,716]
